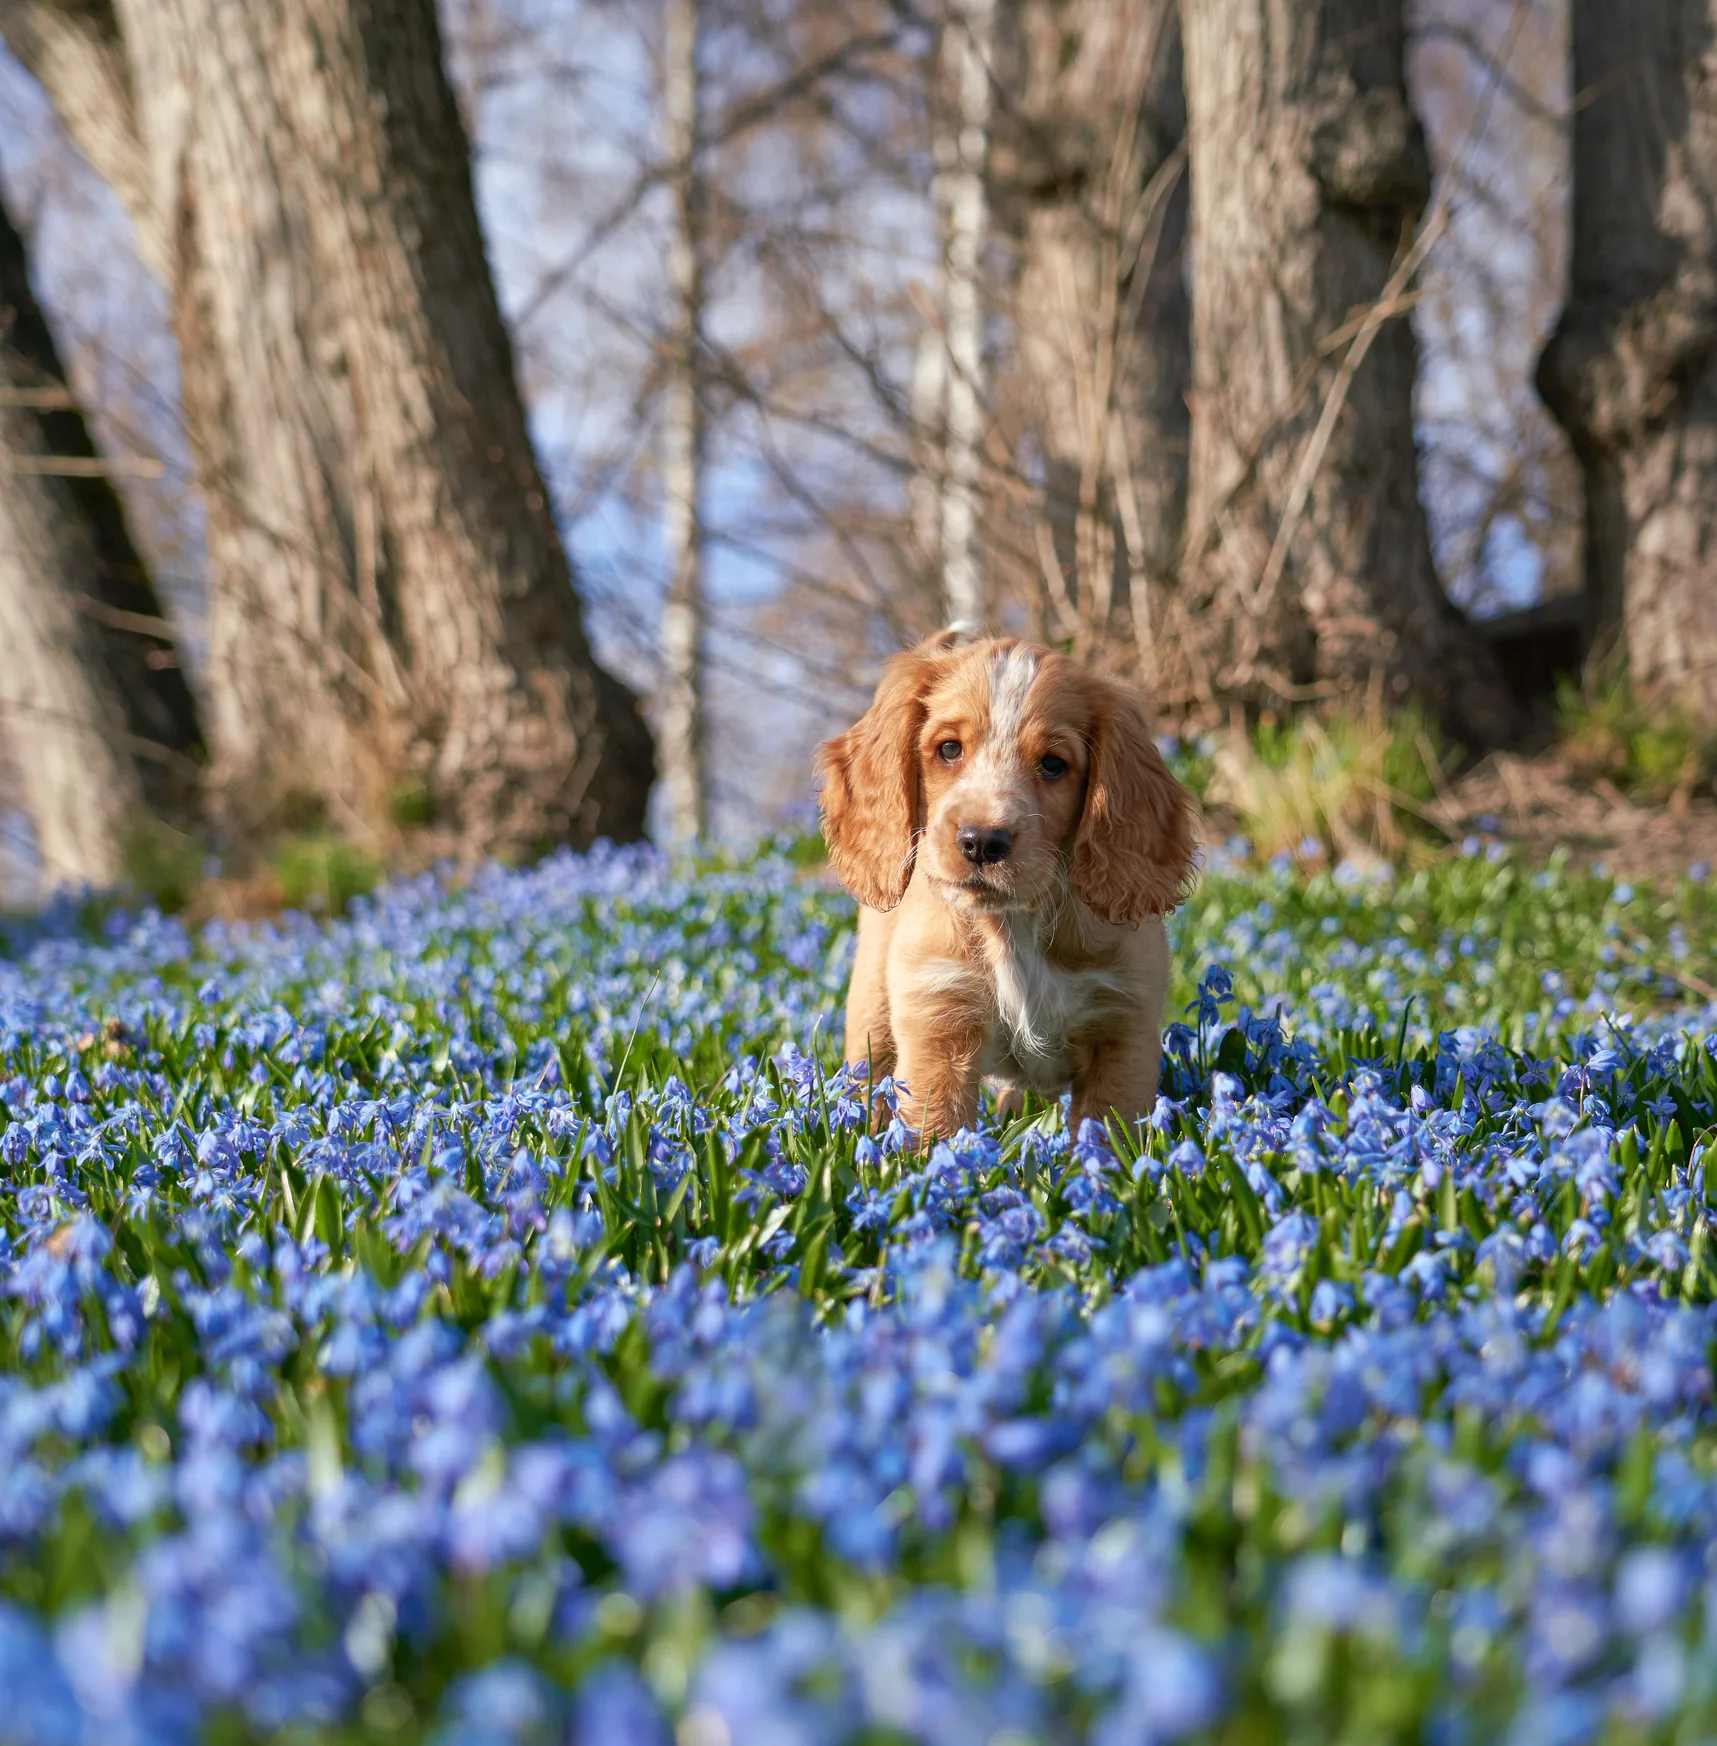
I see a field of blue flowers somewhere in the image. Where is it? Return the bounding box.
[1,838,1715,1744]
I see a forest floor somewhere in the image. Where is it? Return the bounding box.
[168,735,1717,928]
[1435,747,1717,883]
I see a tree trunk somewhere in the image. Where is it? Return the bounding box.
[1537,0,1717,715]
[0,189,204,888]
[937,0,995,626]
[1008,0,1188,667]
[908,316,946,581]
[658,0,708,849]
[1177,0,1509,742]
[0,0,654,854]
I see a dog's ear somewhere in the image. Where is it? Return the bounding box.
[1069,676,1198,926]
[816,648,937,911]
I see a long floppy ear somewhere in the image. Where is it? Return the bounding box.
[816,649,936,911]
[1069,676,1199,926]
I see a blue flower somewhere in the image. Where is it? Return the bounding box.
[0,839,1711,1739]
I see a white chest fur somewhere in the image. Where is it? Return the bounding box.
[981,914,1125,1089]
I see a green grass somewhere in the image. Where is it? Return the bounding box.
[0,843,1715,1739]
[270,829,382,915]
[1557,663,1714,803]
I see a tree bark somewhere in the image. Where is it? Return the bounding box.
[1537,0,1717,715]
[1177,0,1509,742]
[1007,0,1188,666]
[0,189,204,888]
[0,0,654,854]
[658,0,708,849]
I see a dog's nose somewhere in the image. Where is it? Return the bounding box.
[957,825,1013,865]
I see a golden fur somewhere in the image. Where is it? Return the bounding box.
[817,631,1197,1137]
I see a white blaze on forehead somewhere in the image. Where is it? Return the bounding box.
[983,645,1040,767]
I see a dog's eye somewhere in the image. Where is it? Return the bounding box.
[936,740,962,764]
[1038,753,1069,779]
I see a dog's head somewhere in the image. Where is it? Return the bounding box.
[816,632,1197,924]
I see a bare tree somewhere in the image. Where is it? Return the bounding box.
[659,0,708,847]
[1537,0,1717,716]
[1000,0,1188,666]
[1176,0,1509,742]
[0,0,653,855]
[0,187,203,888]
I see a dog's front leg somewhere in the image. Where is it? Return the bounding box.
[892,1003,985,1140]
[844,911,897,1085]
[1069,1029,1164,1137]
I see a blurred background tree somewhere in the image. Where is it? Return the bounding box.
[0,188,203,886]
[1538,0,1717,712]
[0,0,1707,896]
[1175,0,1510,744]
[993,0,1188,664]
[0,0,653,871]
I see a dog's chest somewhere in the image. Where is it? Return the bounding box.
[980,923,1121,1088]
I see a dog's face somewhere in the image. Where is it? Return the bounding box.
[818,633,1196,925]
[915,641,1092,913]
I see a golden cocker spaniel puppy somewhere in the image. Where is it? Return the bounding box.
[817,630,1198,1138]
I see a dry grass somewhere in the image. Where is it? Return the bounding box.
[1206,699,1451,865]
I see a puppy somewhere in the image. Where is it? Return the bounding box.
[817,630,1197,1138]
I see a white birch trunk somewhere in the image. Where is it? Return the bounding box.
[659,0,706,847]
[908,322,946,576]
[937,0,994,628]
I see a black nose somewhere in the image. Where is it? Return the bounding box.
[957,826,1013,865]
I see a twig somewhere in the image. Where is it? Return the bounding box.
[1494,752,1534,827]
[75,595,179,641]
[0,453,165,478]
[1660,964,1717,1005]
[1594,776,1642,819]
[1415,728,1456,810]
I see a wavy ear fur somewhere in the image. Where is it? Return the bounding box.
[816,647,938,911]
[1069,676,1198,926]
